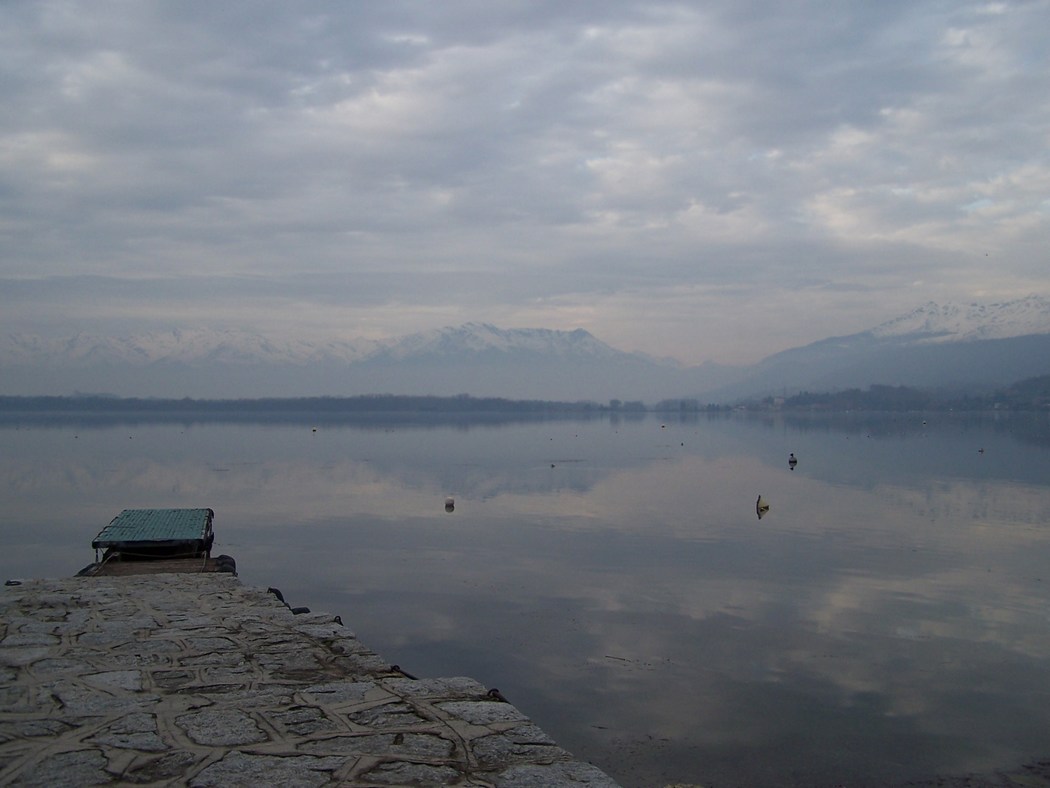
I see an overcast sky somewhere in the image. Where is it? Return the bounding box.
[2,1,1048,365]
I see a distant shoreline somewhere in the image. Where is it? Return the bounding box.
[2,379,1048,421]
[0,393,650,428]
[0,393,618,412]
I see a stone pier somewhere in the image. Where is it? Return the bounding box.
[0,575,620,787]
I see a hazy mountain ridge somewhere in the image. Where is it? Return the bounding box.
[1,328,380,366]
[709,295,1050,400]
[1,323,637,367]
[869,295,1050,342]
[0,323,696,400]
[2,297,1049,400]
[364,323,634,363]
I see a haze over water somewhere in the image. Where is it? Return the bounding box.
[3,411,1050,786]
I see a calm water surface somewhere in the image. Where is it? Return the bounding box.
[2,412,1050,787]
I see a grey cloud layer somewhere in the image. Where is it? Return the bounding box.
[2,1,1047,362]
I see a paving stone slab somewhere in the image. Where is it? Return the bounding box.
[0,575,620,786]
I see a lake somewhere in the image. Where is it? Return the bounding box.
[2,410,1050,787]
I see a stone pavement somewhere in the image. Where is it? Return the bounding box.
[0,575,620,787]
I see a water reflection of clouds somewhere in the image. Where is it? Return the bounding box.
[4,418,1050,786]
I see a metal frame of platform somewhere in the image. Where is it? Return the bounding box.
[91,508,215,559]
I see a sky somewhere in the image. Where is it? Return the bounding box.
[2,1,1048,366]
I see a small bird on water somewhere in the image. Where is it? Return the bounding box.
[756,495,770,519]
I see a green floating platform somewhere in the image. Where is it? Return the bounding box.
[92,508,215,557]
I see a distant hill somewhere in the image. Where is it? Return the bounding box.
[705,295,1050,401]
[869,297,1050,342]
[0,323,739,401]
[2,296,1049,401]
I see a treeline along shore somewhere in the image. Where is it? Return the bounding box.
[0,394,649,428]
[1,370,1048,428]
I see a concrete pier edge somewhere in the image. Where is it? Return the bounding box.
[0,574,621,787]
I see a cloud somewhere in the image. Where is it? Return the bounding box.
[1,0,1048,364]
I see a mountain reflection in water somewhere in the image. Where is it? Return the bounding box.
[2,412,1049,787]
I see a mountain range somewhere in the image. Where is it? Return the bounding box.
[3,296,1050,402]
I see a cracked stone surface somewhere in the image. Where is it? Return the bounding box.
[0,575,620,786]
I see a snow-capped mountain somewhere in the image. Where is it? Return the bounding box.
[0,328,381,367]
[0,324,633,369]
[870,295,1050,343]
[0,323,708,400]
[365,323,628,362]
[711,295,1050,399]
[2,297,1049,400]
